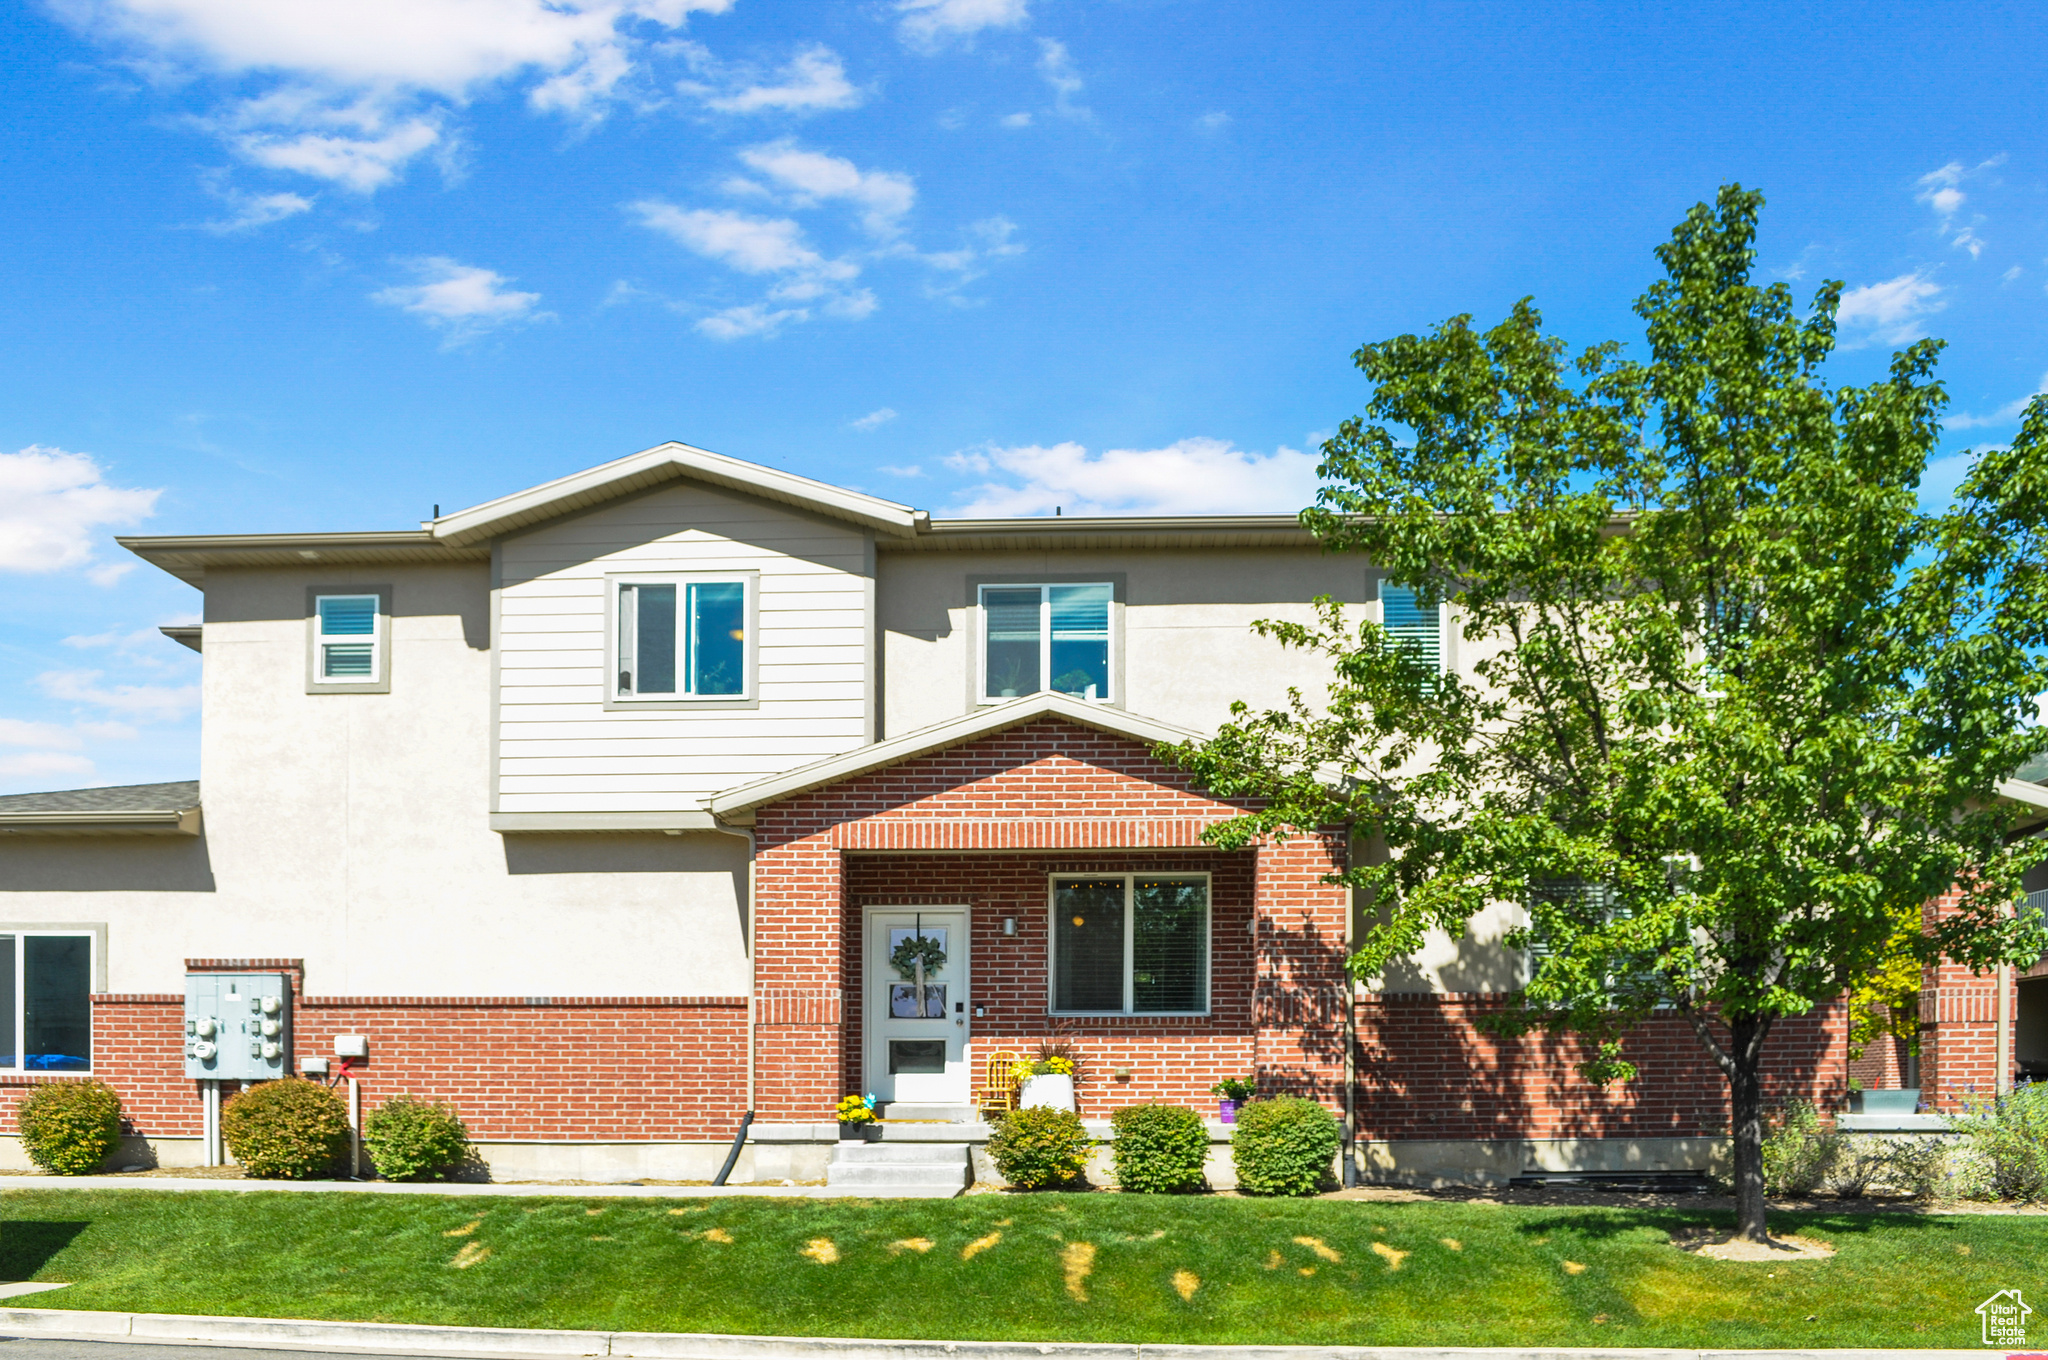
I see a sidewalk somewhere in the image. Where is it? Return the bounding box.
[0,1308,2003,1360]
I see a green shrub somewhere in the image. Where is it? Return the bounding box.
[1761,1099,1843,1196]
[1231,1095,1339,1196]
[986,1105,1091,1189]
[16,1080,123,1175]
[1110,1102,1208,1194]
[1829,1134,1947,1199]
[221,1079,351,1179]
[364,1095,472,1182]
[1946,1082,2048,1201]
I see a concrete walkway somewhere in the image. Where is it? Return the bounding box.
[0,1308,1998,1360]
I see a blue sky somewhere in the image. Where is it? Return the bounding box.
[2,0,2046,793]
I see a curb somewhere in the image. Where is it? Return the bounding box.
[0,1310,2004,1360]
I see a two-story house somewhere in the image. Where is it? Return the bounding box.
[0,442,1855,1187]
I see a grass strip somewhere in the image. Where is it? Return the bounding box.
[0,1189,2032,1348]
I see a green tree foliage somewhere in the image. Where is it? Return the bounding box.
[1230,1095,1341,1196]
[1171,186,2048,1241]
[16,1080,123,1175]
[1109,1102,1209,1193]
[221,1079,351,1179]
[363,1094,473,1182]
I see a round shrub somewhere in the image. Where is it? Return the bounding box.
[986,1105,1091,1189]
[17,1080,122,1175]
[1110,1102,1208,1194]
[364,1094,473,1182]
[1231,1094,1340,1196]
[222,1079,351,1179]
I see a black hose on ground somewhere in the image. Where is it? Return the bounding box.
[712,1111,754,1186]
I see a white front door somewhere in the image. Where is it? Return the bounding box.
[865,908,970,1107]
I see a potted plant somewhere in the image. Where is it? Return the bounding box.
[1846,1086,1921,1115]
[1011,1056,1077,1112]
[1210,1075,1256,1123]
[837,1093,881,1140]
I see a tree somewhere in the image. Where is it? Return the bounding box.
[1171,185,2048,1242]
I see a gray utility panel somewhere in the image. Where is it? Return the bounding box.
[184,974,290,1081]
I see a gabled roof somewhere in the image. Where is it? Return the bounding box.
[430,441,926,547]
[708,692,1204,818]
[0,780,202,836]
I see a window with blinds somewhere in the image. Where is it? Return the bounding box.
[1051,874,1209,1014]
[1380,583,1443,670]
[315,594,380,681]
[615,578,749,699]
[980,583,1113,701]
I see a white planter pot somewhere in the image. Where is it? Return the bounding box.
[1020,1073,1076,1112]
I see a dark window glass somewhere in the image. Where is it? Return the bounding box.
[689,581,745,696]
[1048,584,1110,698]
[1054,879,1125,1011]
[0,936,15,1068]
[1133,878,1207,1012]
[983,587,1042,698]
[24,936,89,1072]
[634,584,678,694]
[888,1039,947,1074]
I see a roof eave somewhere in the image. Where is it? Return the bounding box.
[0,807,202,837]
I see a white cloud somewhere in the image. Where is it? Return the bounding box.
[680,43,862,114]
[371,257,545,345]
[198,184,314,233]
[1836,271,1945,347]
[0,752,97,783]
[1036,38,1085,117]
[1949,372,2048,430]
[895,0,1028,50]
[1195,110,1230,132]
[632,203,839,274]
[1915,156,2003,258]
[851,407,898,430]
[2004,265,2025,283]
[37,670,201,721]
[0,718,139,750]
[999,111,1031,129]
[879,463,923,477]
[64,0,734,189]
[694,303,808,340]
[0,446,160,578]
[737,141,914,236]
[945,437,1323,516]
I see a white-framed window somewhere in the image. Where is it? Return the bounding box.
[613,576,752,701]
[1379,582,1445,670]
[315,594,381,681]
[0,932,95,1073]
[980,582,1113,702]
[1049,874,1209,1015]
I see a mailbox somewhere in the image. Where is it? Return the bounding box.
[184,973,289,1081]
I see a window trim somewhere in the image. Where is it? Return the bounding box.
[974,579,1121,706]
[0,924,106,1077]
[305,586,392,695]
[602,571,761,712]
[1045,872,1211,1017]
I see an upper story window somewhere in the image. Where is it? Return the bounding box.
[1051,874,1209,1015]
[980,583,1113,702]
[614,576,752,702]
[307,587,390,694]
[1380,582,1444,671]
[0,931,94,1073]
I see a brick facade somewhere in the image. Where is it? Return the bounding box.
[13,956,748,1144]
[1918,890,2025,1111]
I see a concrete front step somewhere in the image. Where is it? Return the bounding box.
[877,1102,977,1122]
[825,1140,969,1196]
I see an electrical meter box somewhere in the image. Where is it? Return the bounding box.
[184,973,290,1081]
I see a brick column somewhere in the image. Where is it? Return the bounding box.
[751,837,845,1121]
[1920,890,2017,1111]
[1252,832,1351,1106]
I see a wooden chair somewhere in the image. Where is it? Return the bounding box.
[976,1050,1022,1117]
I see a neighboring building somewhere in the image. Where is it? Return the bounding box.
[0,442,1866,1185]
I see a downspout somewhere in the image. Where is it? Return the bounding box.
[711,825,757,1187]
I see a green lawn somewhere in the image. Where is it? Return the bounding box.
[0,1189,2034,1348]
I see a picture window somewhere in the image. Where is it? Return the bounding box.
[0,933,93,1073]
[980,583,1113,701]
[614,578,750,700]
[1049,875,1208,1014]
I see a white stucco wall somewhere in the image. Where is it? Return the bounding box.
[0,560,750,999]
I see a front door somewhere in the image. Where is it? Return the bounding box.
[865,907,970,1107]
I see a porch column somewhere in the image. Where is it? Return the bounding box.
[752,836,845,1122]
[1251,831,1351,1105]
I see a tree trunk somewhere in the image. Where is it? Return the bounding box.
[1726,1020,1770,1243]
